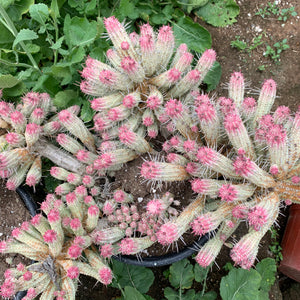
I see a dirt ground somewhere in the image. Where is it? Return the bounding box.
[0,0,299,299]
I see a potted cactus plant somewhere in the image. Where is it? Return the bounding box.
[0,16,299,299]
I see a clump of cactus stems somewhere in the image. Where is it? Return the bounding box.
[0,16,299,299]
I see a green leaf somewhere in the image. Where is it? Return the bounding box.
[2,82,26,97]
[220,268,262,300]
[6,0,34,21]
[0,23,14,45]
[172,16,211,53]
[195,291,217,300]
[194,264,209,283]
[164,287,178,300]
[0,74,20,88]
[29,3,49,24]
[13,29,38,48]
[24,43,40,54]
[256,258,276,293]
[32,74,60,96]
[123,286,147,300]
[0,75,26,97]
[179,0,209,14]
[51,65,72,85]
[203,61,222,91]
[68,46,86,64]
[111,260,154,294]
[164,287,196,300]
[118,0,139,20]
[150,13,168,25]
[54,90,78,108]
[0,0,15,9]
[169,259,194,290]
[50,36,64,50]
[80,100,94,122]
[195,0,240,27]
[64,16,97,47]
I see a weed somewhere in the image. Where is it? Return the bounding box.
[264,39,290,63]
[269,226,283,263]
[230,34,263,55]
[256,1,297,21]
[230,36,248,51]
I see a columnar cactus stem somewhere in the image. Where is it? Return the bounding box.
[33,139,85,174]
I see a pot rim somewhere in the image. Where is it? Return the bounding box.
[14,187,37,300]
[112,234,210,267]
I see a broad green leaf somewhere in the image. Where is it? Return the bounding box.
[194,264,209,283]
[23,43,40,54]
[51,65,72,85]
[32,74,60,96]
[111,260,154,294]
[123,286,147,300]
[179,0,209,14]
[195,0,240,27]
[13,29,38,48]
[0,74,20,88]
[64,16,97,47]
[195,291,217,300]
[164,287,196,300]
[29,3,49,24]
[80,100,94,122]
[169,259,194,290]
[150,13,168,25]
[2,82,26,97]
[164,287,178,300]
[0,23,14,45]
[68,46,86,64]
[220,268,261,300]
[54,90,77,108]
[256,258,276,292]
[17,69,33,81]
[172,16,211,53]
[50,0,60,19]
[203,61,222,91]
[6,0,34,21]
[117,0,139,20]
[0,0,15,9]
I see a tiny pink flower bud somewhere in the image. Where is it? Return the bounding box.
[100,244,114,258]
[99,267,113,285]
[67,266,79,279]
[43,229,57,243]
[68,244,82,259]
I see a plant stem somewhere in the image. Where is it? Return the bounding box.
[0,58,35,69]
[33,139,85,174]
[0,5,42,74]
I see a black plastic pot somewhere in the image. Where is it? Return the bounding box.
[113,234,210,267]
[14,187,38,300]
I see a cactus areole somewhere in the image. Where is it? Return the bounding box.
[0,16,299,300]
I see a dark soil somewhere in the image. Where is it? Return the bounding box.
[0,181,31,287]
[0,0,299,299]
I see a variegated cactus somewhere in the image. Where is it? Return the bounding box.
[0,92,97,191]
[0,192,112,299]
[81,16,216,143]
[0,15,299,300]
[141,72,299,268]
